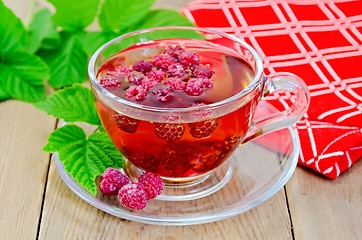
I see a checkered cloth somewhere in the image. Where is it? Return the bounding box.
[182,0,362,179]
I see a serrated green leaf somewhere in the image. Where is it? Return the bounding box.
[35,84,101,125]
[27,8,60,53]
[81,31,118,57]
[0,85,11,101]
[0,1,26,55]
[0,51,49,102]
[98,0,154,32]
[134,9,194,30]
[39,32,88,89]
[44,124,124,195]
[47,0,100,31]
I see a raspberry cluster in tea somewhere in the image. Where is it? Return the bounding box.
[98,45,214,106]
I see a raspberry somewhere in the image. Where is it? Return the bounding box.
[112,113,140,133]
[118,183,147,210]
[193,65,214,79]
[99,168,130,195]
[178,51,200,67]
[133,60,153,74]
[138,172,164,200]
[99,75,121,88]
[188,118,220,138]
[154,123,185,142]
[185,78,213,96]
[159,151,191,176]
[185,78,203,96]
[151,53,176,70]
[125,86,147,100]
[141,77,159,90]
[165,45,185,59]
[191,150,220,172]
[152,88,173,102]
[127,74,143,85]
[129,152,159,172]
[112,66,134,75]
[167,63,190,80]
[164,77,186,90]
[146,70,166,81]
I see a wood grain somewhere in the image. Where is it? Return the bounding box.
[38,157,293,240]
[0,101,56,239]
[286,162,362,240]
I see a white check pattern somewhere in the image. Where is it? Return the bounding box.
[183,0,362,178]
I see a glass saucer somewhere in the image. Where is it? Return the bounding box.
[54,103,299,226]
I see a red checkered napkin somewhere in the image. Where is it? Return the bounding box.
[182,0,362,178]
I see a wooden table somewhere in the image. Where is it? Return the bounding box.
[1,0,361,239]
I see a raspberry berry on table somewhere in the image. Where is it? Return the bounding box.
[138,172,164,200]
[118,183,147,210]
[99,168,130,195]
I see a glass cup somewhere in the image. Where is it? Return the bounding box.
[88,27,310,200]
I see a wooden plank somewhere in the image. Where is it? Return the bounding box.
[38,157,293,240]
[0,101,56,239]
[285,161,362,240]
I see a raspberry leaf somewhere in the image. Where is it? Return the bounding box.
[38,32,88,89]
[27,8,60,53]
[0,85,11,101]
[0,1,26,54]
[81,31,118,57]
[0,50,49,102]
[135,9,194,29]
[43,124,124,195]
[47,0,100,31]
[35,84,101,125]
[98,0,154,32]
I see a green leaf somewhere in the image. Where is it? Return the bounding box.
[0,1,26,55]
[47,0,100,31]
[0,50,49,102]
[35,84,101,125]
[43,124,124,195]
[81,31,117,57]
[0,85,11,101]
[27,8,60,53]
[39,32,88,89]
[98,0,154,32]
[134,9,194,30]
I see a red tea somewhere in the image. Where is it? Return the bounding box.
[95,39,258,178]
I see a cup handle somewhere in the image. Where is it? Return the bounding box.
[242,72,310,143]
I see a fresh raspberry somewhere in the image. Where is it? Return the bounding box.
[188,118,220,138]
[152,88,173,102]
[99,168,130,195]
[167,63,190,80]
[164,77,186,90]
[141,77,159,90]
[185,78,213,96]
[165,45,185,59]
[151,53,176,70]
[178,51,200,67]
[118,183,147,210]
[133,60,153,74]
[125,86,147,100]
[127,74,143,85]
[113,65,134,75]
[154,123,185,142]
[193,65,214,79]
[185,78,203,96]
[146,70,166,81]
[138,172,164,200]
[99,75,121,88]
[112,113,140,133]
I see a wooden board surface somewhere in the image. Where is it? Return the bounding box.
[1,0,361,239]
